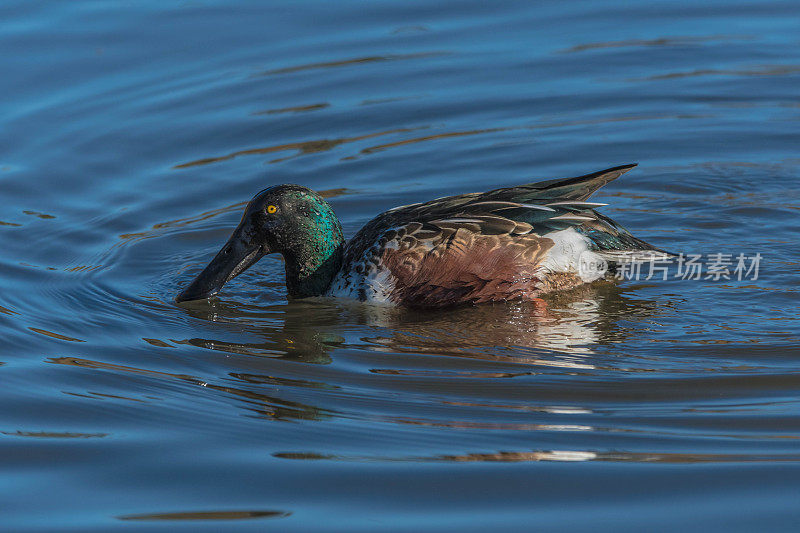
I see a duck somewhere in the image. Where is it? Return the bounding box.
[176,164,667,308]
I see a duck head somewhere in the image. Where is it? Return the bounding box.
[176,185,344,303]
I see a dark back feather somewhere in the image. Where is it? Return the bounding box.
[342,164,652,268]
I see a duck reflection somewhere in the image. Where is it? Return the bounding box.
[351,281,670,369]
[274,448,800,464]
[49,286,669,428]
[177,298,346,364]
[174,281,671,369]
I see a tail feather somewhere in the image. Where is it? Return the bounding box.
[514,163,637,202]
[581,210,676,260]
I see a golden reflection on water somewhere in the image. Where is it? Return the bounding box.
[257,52,446,76]
[346,115,707,160]
[118,510,290,521]
[28,327,85,343]
[63,390,149,403]
[172,127,417,169]
[2,430,108,438]
[142,338,174,348]
[22,210,56,219]
[357,127,505,155]
[252,102,329,115]
[634,64,800,81]
[360,94,425,106]
[63,264,103,273]
[118,200,245,245]
[559,34,749,54]
[173,113,706,169]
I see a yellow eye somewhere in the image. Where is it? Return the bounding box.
[267,205,278,214]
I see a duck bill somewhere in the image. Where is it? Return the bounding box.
[176,224,268,303]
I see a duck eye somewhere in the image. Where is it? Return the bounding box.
[266,205,278,214]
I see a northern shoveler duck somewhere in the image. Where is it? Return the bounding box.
[176,164,667,308]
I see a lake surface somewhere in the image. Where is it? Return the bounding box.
[2,1,800,531]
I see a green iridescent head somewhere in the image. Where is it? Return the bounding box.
[176,185,345,302]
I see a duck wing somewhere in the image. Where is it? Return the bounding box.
[343,164,663,263]
[334,165,667,306]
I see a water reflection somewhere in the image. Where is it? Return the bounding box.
[47,357,331,421]
[28,327,86,342]
[177,299,343,364]
[358,127,505,155]
[274,449,800,464]
[118,510,290,521]
[559,34,749,54]
[634,64,800,81]
[173,127,417,169]
[2,430,108,439]
[173,281,670,369]
[257,52,446,76]
[347,114,706,160]
[5,0,800,529]
[363,281,671,363]
[253,103,329,115]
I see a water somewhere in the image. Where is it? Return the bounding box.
[2,1,800,530]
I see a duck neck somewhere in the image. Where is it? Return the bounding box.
[282,214,345,299]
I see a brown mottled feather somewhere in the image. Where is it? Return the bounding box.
[381,228,553,308]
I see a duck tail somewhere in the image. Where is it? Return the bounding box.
[522,163,637,202]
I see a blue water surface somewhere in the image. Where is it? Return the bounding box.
[2,1,800,531]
